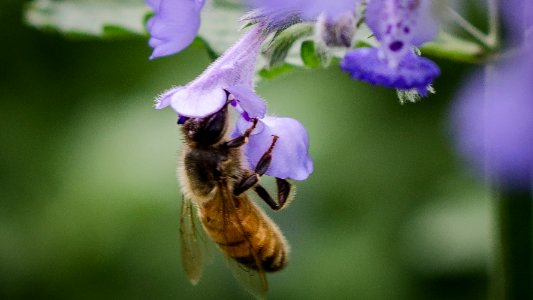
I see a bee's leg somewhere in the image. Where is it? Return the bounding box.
[254,135,278,176]
[253,178,291,211]
[275,178,292,207]
[233,136,280,196]
[233,171,259,196]
[224,119,258,148]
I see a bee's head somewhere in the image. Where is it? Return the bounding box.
[181,105,228,146]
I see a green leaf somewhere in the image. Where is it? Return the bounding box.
[23,0,246,49]
[258,64,299,80]
[263,23,314,68]
[300,41,321,68]
[24,0,149,39]
[102,25,140,39]
[192,37,220,61]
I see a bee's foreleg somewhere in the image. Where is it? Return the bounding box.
[233,134,280,196]
[223,119,258,148]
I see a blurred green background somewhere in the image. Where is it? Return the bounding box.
[1,1,492,299]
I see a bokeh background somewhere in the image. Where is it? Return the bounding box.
[1,1,493,299]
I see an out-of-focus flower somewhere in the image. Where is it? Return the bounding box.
[501,0,533,44]
[340,0,440,95]
[234,115,314,180]
[155,26,267,118]
[451,1,533,190]
[146,0,205,59]
[451,55,533,190]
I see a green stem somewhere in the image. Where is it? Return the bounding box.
[446,7,491,48]
[437,0,501,63]
[486,0,500,48]
[495,187,533,300]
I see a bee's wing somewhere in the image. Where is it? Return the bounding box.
[224,253,268,300]
[218,185,268,300]
[179,195,212,285]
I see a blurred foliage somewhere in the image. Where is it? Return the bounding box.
[2,0,492,299]
[23,0,246,55]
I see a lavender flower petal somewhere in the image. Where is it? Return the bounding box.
[248,0,358,21]
[225,84,267,119]
[341,48,440,94]
[156,26,267,118]
[300,0,359,20]
[155,86,182,109]
[170,86,228,118]
[234,116,313,180]
[146,0,205,59]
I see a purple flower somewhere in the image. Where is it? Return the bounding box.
[341,0,440,93]
[234,115,313,180]
[501,0,533,44]
[155,26,267,118]
[146,0,205,59]
[451,55,533,190]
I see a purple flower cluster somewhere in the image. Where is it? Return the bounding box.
[146,0,441,91]
[147,1,313,180]
[145,0,444,179]
[249,0,440,94]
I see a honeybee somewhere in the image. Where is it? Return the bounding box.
[177,103,293,298]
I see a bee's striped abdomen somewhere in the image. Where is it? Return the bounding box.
[199,195,288,272]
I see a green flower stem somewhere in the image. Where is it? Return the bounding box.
[432,0,501,64]
[421,32,485,64]
[486,0,500,49]
[494,187,533,300]
[446,7,492,48]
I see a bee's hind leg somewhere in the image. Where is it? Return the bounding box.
[254,178,291,211]
[233,171,259,196]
